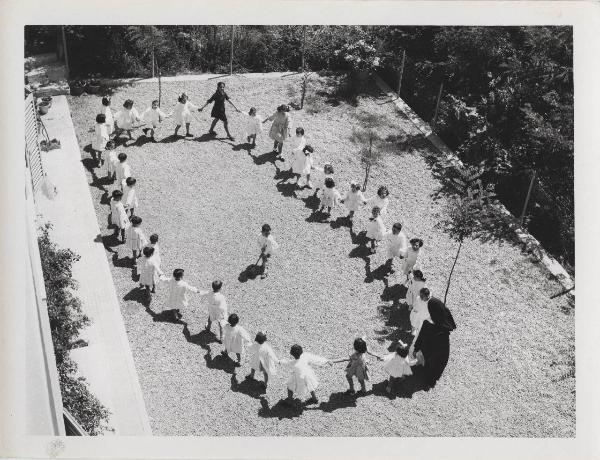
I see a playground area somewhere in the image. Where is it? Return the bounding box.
[64,73,574,437]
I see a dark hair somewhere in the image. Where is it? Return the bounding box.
[248,107,256,116]
[303,145,314,154]
[419,287,430,299]
[325,177,335,189]
[212,280,222,292]
[173,268,184,280]
[143,246,154,258]
[410,238,424,248]
[262,223,271,233]
[152,99,159,105]
[353,338,367,354]
[118,152,127,162]
[377,186,389,198]
[395,344,409,358]
[228,313,239,327]
[276,104,286,112]
[290,344,303,359]
[284,105,290,112]
[217,81,225,89]
[323,163,334,175]
[101,96,111,106]
[296,127,305,136]
[125,177,136,187]
[392,222,403,232]
[111,189,123,199]
[255,332,267,344]
[123,99,134,109]
[371,206,381,215]
[130,215,142,226]
[412,270,425,281]
[149,233,159,244]
[96,113,106,124]
[178,93,187,103]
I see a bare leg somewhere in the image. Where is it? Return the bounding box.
[206,317,212,331]
[218,322,223,342]
[346,375,355,393]
[174,125,181,136]
[209,118,218,134]
[223,120,234,140]
[235,353,241,366]
[120,228,125,243]
[185,123,191,136]
[358,379,366,393]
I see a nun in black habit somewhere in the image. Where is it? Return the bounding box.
[412,294,457,386]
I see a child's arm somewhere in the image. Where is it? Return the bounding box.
[328,357,350,365]
[366,350,384,361]
[227,99,241,113]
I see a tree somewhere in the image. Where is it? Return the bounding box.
[349,112,387,192]
[127,26,170,105]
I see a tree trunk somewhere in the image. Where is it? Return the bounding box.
[363,164,370,192]
[230,25,234,75]
[301,25,307,73]
[443,238,463,305]
[300,73,307,109]
[151,47,155,78]
[158,64,162,107]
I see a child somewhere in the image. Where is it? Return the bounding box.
[173,93,200,138]
[385,222,408,270]
[244,107,262,147]
[340,181,367,221]
[365,206,386,253]
[91,114,109,167]
[318,177,342,216]
[283,344,329,405]
[406,270,429,336]
[109,190,129,243]
[222,313,252,367]
[366,186,390,218]
[106,149,118,181]
[123,177,139,217]
[330,337,382,396]
[115,152,131,191]
[145,233,161,267]
[100,96,114,137]
[257,224,279,279]
[288,127,306,167]
[201,280,228,343]
[115,99,142,140]
[161,268,200,320]
[141,99,169,141]
[401,238,424,282]
[139,246,163,295]
[313,163,334,197]
[125,215,148,268]
[291,145,315,188]
[382,341,414,393]
[247,332,280,389]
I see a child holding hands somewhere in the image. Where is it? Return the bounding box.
[222,313,252,367]
[201,280,228,343]
[330,337,382,395]
[247,331,280,389]
[340,181,367,222]
[365,206,386,253]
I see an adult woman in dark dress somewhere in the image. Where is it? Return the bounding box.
[412,289,457,387]
[199,81,241,141]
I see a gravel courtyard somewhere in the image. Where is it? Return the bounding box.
[68,74,575,437]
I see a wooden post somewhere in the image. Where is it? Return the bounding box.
[301,25,307,73]
[229,25,234,75]
[397,50,406,96]
[432,82,444,131]
[520,170,537,226]
[151,48,155,79]
[61,26,70,79]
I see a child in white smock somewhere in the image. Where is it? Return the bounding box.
[139,246,163,296]
[382,342,415,393]
[222,313,252,367]
[141,99,169,141]
[245,107,263,147]
[173,93,200,138]
[291,144,315,188]
[92,114,109,167]
[406,270,430,336]
[200,280,228,343]
[282,344,330,405]
[385,222,408,269]
[318,177,342,216]
[160,268,199,321]
[247,331,280,389]
[340,181,367,221]
[123,176,139,217]
[109,189,129,243]
[365,206,386,253]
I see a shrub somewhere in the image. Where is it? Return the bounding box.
[37,223,111,435]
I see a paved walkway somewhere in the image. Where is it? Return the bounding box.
[34,96,152,435]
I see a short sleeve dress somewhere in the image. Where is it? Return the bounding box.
[345,352,369,380]
[268,112,291,143]
[207,91,230,122]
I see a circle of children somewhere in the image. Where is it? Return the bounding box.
[91,83,457,407]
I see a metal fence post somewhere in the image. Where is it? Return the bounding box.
[432,82,444,131]
[229,25,234,75]
[520,170,537,226]
[397,50,406,96]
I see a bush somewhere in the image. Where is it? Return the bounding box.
[38,223,111,435]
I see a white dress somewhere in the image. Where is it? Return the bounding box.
[385,231,408,259]
[320,187,341,209]
[383,353,413,378]
[223,324,252,354]
[366,195,390,216]
[406,279,430,332]
[107,151,118,176]
[115,162,131,189]
[123,184,139,210]
[126,226,148,251]
[258,234,279,256]
[142,107,167,128]
[200,291,228,323]
[101,105,114,135]
[366,216,386,240]
[289,135,306,157]
[144,242,161,267]
[401,247,422,276]
[292,152,314,175]
[173,101,199,125]
[116,108,141,130]
[110,199,129,229]
[164,278,199,310]
[315,173,333,193]
[139,255,163,287]
[342,189,366,212]
[244,114,263,137]
[248,342,279,377]
[284,353,329,397]
[92,124,109,151]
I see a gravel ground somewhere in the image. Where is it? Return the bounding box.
[67,74,574,437]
